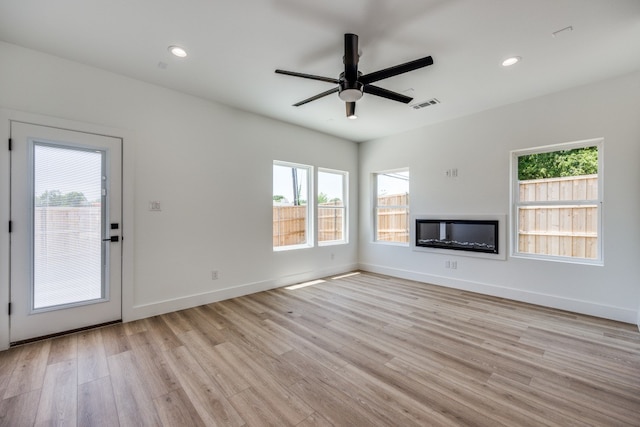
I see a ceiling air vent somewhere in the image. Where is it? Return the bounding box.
[411,98,440,110]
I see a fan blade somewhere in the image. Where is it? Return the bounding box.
[346,102,357,118]
[364,85,413,104]
[360,56,433,85]
[343,33,359,82]
[293,87,339,107]
[275,69,339,84]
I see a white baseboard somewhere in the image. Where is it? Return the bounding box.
[125,263,359,322]
[359,263,637,325]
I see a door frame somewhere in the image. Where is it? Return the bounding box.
[0,109,134,350]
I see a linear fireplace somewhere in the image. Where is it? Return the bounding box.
[415,219,499,254]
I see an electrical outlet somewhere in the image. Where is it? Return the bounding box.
[445,168,459,178]
[331,253,335,260]
[451,261,458,269]
[211,270,219,280]
[445,260,451,268]
[149,201,161,211]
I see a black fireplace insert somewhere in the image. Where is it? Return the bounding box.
[416,219,498,254]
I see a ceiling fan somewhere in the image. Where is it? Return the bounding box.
[275,33,433,119]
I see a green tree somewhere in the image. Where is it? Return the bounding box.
[63,191,88,206]
[273,195,286,203]
[35,190,88,207]
[518,146,597,180]
[317,192,328,204]
[35,190,63,206]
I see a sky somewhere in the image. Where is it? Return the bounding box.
[273,166,409,204]
[376,170,409,196]
[34,143,103,202]
[273,164,345,204]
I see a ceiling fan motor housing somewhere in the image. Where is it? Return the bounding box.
[339,78,364,102]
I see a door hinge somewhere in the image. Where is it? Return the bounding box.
[8,221,12,233]
[8,138,12,151]
[8,303,11,316]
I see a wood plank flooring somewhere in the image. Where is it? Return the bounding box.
[0,271,639,426]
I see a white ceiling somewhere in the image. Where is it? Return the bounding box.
[1,0,639,142]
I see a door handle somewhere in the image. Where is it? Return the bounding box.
[103,236,119,242]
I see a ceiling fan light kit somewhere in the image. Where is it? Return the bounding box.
[346,102,357,119]
[276,33,433,119]
[338,79,364,102]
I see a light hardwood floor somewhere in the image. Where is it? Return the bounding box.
[1,271,639,426]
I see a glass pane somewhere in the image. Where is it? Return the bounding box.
[273,163,309,247]
[318,207,344,242]
[518,147,598,202]
[517,205,598,259]
[517,147,598,180]
[318,171,344,207]
[518,174,598,202]
[376,170,409,243]
[33,143,104,309]
[376,207,410,243]
[318,171,345,243]
[376,171,409,201]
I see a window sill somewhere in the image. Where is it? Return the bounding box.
[273,244,313,252]
[511,252,603,266]
[319,240,348,247]
[373,240,409,247]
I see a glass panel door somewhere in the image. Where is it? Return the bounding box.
[10,121,122,344]
[33,143,105,309]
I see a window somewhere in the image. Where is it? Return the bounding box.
[512,139,602,264]
[374,169,409,244]
[273,161,313,250]
[318,169,347,245]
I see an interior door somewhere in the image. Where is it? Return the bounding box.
[9,121,122,344]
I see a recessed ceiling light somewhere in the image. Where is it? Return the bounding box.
[502,56,521,67]
[168,45,187,58]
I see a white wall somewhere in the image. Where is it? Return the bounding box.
[359,71,640,324]
[0,41,359,347]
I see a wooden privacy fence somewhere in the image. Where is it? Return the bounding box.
[518,174,598,259]
[273,205,307,247]
[272,195,411,246]
[272,195,410,247]
[34,206,102,268]
[318,204,344,242]
[273,202,345,247]
[376,193,409,243]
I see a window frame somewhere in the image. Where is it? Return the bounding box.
[273,160,314,251]
[373,168,410,245]
[317,168,348,246]
[510,138,603,265]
